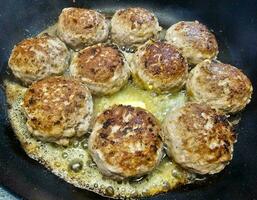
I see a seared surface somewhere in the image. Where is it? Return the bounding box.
[89,105,163,180]
[23,76,93,145]
[165,21,218,65]
[57,7,109,49]
[111,7,161,46]
[131,40,188,93]
[162,103,236,174]
[70,44,130,96]
[187,59,253,113]
[8,34,70,85]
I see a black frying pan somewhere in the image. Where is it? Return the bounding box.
[0,0,257,199]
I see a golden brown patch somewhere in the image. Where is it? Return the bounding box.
[9,36,49,75]
[142,41,188,81]
[177,103,235,163]
[59,8,103,34]
[23,76,90,136]
[199,60,251,100]
[75,45,124,83]
[187,60,253,113]
[117,7,155,29]
[175,21,218,55]
[91,105,163,177]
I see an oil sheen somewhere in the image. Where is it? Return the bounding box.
[4,19,193,199]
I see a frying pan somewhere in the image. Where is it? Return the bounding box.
[0,0,257,199]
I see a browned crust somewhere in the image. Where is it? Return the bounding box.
[187,60,253,113]
[141,41,188,81]
[197,60,251,100]
[23,76,90,136]
[174,21,218,55]
[91,105,162,177]
[176,103,235,163]
[58,7,104,34]
[117,7,155,29]
[9,35,51,74]
[75,44,124,83]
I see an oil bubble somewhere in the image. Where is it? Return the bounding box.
[105,186,114,196]
[62,152,68,159]
[162,181,170,191]
[54,162,61,167]
[87,160,97,168]
[81,140,88,149]
[72,140,79,148]
[69,159,83,172]
[171,169,181,179]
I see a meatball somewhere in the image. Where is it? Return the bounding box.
[165,21,218,65]
[186,59,253,114]
[70,44,130,96]
[88,105,163,180]
[23,76,93,146]
[8,34,70,85]
[131,40,188,93]
[57,7,109,50]
[162,103,236,175]
[111,7,162,46]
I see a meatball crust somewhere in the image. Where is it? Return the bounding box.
[165,21,218,65]
[88,105,163,180]
[186,59,253,114]
[162,103,236,175]
[57,7,109,50]
[8,34,70,85]
[131,40,188,93]
[23,76,93,145]
[70,44,130,96]
[111,7,162,46]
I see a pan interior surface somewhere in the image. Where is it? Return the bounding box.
[6,78,190,199]
[4,18,192,199]
[0,0,257,200]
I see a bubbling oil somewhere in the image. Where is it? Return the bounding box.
[4,15,192,199]
[93,81,187,122]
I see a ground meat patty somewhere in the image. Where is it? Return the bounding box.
[88,104,163,180]
[57,7,109,50]
[23,76,93,146]
[162,102,236,174]
[70,44,130,96]
[131,40,188,93]
[186,59,253,114]
[111,7,162,46]
[165,21,218,65]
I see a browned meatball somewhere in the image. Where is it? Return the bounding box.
[88,105,163,180]
[8,34,70,85]
[165,21,218,65]
[23,76,93,145]
[57,7,109,50]
[70,44,130,96]
[111,7,161,46]
[187,59,253,113]
[131,40,188,93]
[162,103,236,174]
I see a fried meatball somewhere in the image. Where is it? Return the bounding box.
[186,59,253,114]
[88,105,163,180]
[8,34,70,85]
[57,7,109,50]
[23,76,93,146]
[131,40,188,93]
[162,103,236,175]
[165,21,218,65]
[111,7,162,46]
[70,44,130,96]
